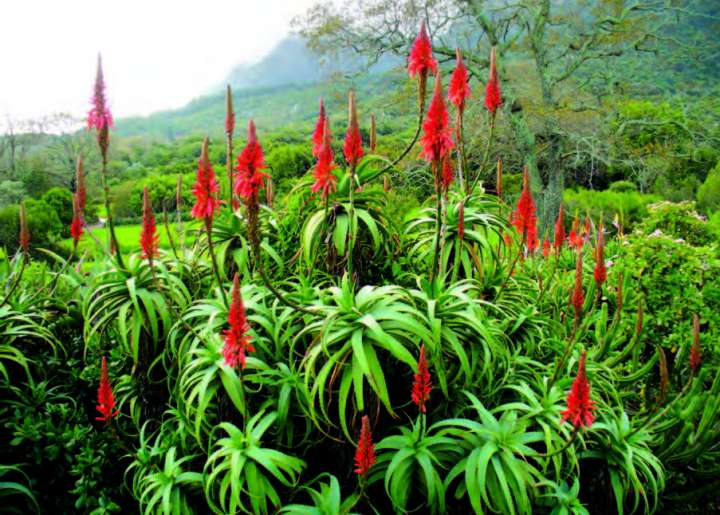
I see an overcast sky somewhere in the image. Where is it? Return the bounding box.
[0,0,317,123]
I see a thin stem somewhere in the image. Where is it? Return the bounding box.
[347,162,356,279]
[430,162,442,280]
[227,133,234,208]
[0,252,25,306]
[101,153,125,271]
[468,115,496,196]
[533,427,579,458]
[205,220,228,308]
[162,207,179,261]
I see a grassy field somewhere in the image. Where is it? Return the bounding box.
[61,222,199,258]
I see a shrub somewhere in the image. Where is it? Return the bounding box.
[41,187,74,227]
[608,180,636,193]
[564,187,660,230]
[638,201,714,246]
[697,162,720,213]
[0,199,62,252]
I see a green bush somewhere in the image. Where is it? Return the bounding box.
[639,201,715,246]
[563,187,660,230]
[0,199,63,253]
[609,180,637,193]
[41,187,74,227]
[697,162,720,213]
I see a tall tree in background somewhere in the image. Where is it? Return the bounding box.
[295,0,711,227]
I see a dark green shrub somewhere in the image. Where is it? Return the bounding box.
[0,199,62,252]
[42,187,74,227]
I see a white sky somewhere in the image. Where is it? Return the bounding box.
[0,0,318,122]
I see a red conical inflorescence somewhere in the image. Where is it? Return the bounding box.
[223,274,255,369]
[140,186,159,260]
[484,47,502,115]
[354,415,376,477]
[568,215,583,250]
[411,344,433,413]
[440,153,454,194]
[312,98,326,157]
[690,314,702,374]
[343,91,363,167]
[235,120,269,204]
[191,138,221,223]
[511,166,538,251]
[420,72,454,164]
[19,202,29,252]
[448,48,471,114]
[96,356,119,424]
[408,21,437,79]
[571,253,584,320]
[593,222,606,288]
[561,350,596,429]
[87,55,113,132]
[311,118,337,200]
[542,236,550,258]
[554,203,565,252]
[70,193,84,248]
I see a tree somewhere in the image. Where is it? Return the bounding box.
[295,0,711,226]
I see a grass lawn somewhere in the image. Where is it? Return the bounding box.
[61,221,200,258]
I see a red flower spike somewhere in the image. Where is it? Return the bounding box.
[87,54,113,132]
[223,274,255,369]
[511,166,538,251]
[593,222,606,288]
[496,159,503,197]
[582,217,591,246]
[449,48,471,114]
[690,314,702,374]
[571,253,584,319]
[312,98,326,157]
[18,202,29,252]
[568,215,583,250]
[561,351,596,429]
[420,72,454,164]
[96,356,119,423]
[343,91,363,167]
[235,120,269,204]
[408,21,437,79]
[542,237,550,258]
[225,85,235,136]
[484,47,502,114]
[411,344,433,412]
[312,118,338,200]
[76,156,86,210]
[70,193,84,248]
[554,203,565,252]
[140,187,159,260]
[440,153,454,193]
[354,415,376,477]
[191,138,221,222]
[370,113,377,152]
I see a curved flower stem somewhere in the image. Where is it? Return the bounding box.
[537,250,561,303]
[226,133,234,208]
[627,376,695,440]
[205,220,228,308]
[254,248,317,316]
[100,154,125,271]
[430,163,442,280]
[0,252,26,306]
[533,427,579,458]
[497,232,524,297]
[549,325,583,390]
[162,208,179,261]
[47,247,77,297]
[347,162,356,280]
[467,115,496,196]
[374,78,426,178]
